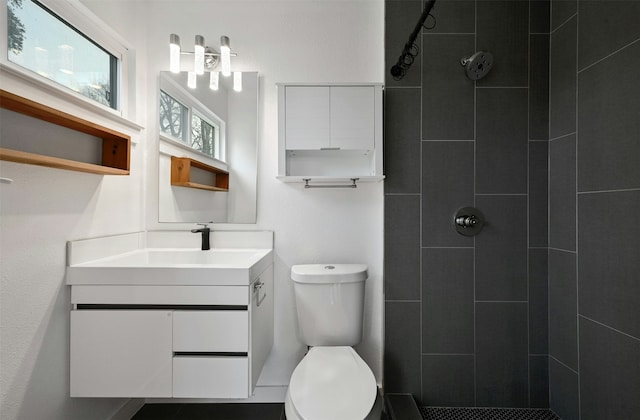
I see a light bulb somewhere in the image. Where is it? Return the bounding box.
[187,71,196,89]
[169,34,180,73]
[220,36,231,77]
[209,72,219,90]
[194,35,205,75]
[233,71,242,92]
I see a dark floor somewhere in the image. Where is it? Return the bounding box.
[129,402,562,420]
[421,407,561,420]
[131,403,285,420]
[131,402,391,419]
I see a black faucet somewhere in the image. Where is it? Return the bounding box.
[191,223,211,250]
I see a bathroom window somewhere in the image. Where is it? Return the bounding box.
[159,73,226,162]
[191,113,219,158]
[6,0,119,109]
[159,90,222,161]
[159,90,188,143]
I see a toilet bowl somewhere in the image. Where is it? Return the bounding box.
[284,346,381,420]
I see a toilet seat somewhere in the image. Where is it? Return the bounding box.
[289,346,376,420]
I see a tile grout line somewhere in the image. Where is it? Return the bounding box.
[527,0,532,406]
[578,314,640,343]
[421,139,475,142]
[549,131,576,142]
[476,193,527,196]
[422,353,475,356]
[550,12,577,36]
[476,86,528,89]
[473,0,478,407]
[547,1,552,407]
[422,246,475,249]
[549,354,579,376]
[575,6,581,417]
[577,187,640,195]
[577,37,640,74]
[419,10,425,401]
[548,246,576,254]
[476,300,529,303]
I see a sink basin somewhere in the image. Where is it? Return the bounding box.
[66,248,273,286]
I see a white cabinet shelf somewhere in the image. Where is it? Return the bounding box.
[277,83,383,182]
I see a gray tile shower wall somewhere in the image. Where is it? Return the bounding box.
[546,0,639,418]
[384,0,550,409]
[384,1,639,416]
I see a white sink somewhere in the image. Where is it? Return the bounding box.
[66,247,273,286]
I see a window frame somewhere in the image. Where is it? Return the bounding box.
[1,0,135,123]
[159,72,226,164]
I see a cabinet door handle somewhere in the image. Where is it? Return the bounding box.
[253,280,266,307]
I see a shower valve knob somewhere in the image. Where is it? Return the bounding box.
[453,207,485,237]
[455,215,477,227]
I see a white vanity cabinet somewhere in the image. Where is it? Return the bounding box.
[69,265,274,399]
[277,83,383,182]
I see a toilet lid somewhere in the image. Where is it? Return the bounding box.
[289,347,376,420]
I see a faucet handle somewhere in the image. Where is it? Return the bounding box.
[196,222,213,229]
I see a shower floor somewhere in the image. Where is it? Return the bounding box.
[421,407,561,420]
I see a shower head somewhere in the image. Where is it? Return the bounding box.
[460,51,493,80]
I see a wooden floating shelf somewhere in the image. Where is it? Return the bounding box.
[171,156,229,192]
[0,89,130,175]
[0,148,129,176]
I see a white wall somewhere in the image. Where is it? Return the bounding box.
[0,2,149,419]
[0,0,384,418]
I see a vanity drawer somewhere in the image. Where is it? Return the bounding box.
[173,310,248,352]
[173,356,249,398]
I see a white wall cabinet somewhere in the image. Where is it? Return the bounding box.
[278,83,383,183]
[69,265,274,399]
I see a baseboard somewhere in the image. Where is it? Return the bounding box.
[109,399,145,420]
[385,393,423,420]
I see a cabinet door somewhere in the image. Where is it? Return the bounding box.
[285,86,330,150]
[330,86,375,150]
[70,310,172,397]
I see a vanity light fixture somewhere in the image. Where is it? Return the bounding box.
[194,35,205,75]
[187,71,196,89]
[210,71,219,90]
[169,34,181,73]
[233,71,242,92]
[220,36,231,76]
[168,33,239,89]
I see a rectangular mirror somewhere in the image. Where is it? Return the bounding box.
[158,71,258,223]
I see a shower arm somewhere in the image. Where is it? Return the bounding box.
[390,0,437,80]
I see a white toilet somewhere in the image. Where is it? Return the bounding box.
[285,264,381,420]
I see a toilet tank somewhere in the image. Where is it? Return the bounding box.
[291,264,367,347]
